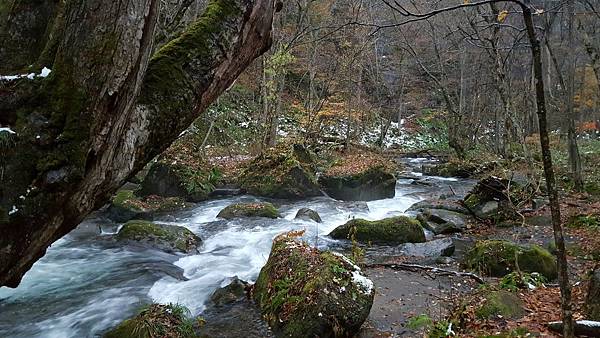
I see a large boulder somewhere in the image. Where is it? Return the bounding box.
[319,153,396,201]
[217,202,280,220]
[116,220,201,254]
[254,234,374,337]
[239,144,321,199]
[464,240,557,280]
[140,136,223,202]
[586,269,600,320]
[463,175,533,222]
[294,208,322,223]
[416,208,471,234]
[104,303,194,338]
[106,189,191,222]
[329,216,426,245]
[407,199,470,214]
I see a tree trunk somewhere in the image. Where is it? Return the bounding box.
[0,0,275,287]
[566,0,583,192]
[521,3,574,337]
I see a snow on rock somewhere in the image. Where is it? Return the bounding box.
[0,127,16,134]
[0,67,52,81]
[351,270,374,295]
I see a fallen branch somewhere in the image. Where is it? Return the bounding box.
[547,320,600,336]
[366,263,485,284]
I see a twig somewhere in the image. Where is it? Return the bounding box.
[366,263,485,284]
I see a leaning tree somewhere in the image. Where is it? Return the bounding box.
[0,0,275,287]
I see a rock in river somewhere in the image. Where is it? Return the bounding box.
[329,216,426,245]
[116,220,201,254]
[217,202,280,220]
[254,234,374,338]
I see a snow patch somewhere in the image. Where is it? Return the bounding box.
[351,270,374,294]
[0,67,52,81]
[0,127,16,134]
[8,205,18,215]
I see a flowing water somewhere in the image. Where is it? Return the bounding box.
[0,158,473,338]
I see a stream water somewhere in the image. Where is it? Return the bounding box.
[0,158,473,338]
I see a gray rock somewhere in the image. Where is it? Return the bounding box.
[416,208,471,235]
[211,277,249,307]
[400,238,455,257]
[294,208,322,223]
[407,199,470,214]
[116,220,201,254]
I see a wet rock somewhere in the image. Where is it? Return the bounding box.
[116,220,201,254]
[475,290,525,320]
[239,144,321,199]
[416,209,471,235]
[106,190,191,222]
[407,199,470,214]
[329,216,426,245]
[254,235,374,338]
[217,202,280,220]
[464,240,557,279]
[319,153,396,201]
[211,277,249,307]
[294,208,322,223]
[104,303,195,338]
[586,269,600,320]
[400,238,455,257]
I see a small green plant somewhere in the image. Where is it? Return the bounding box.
[428,320,455,337]
[567,214,599,230]
[406,314,433,330]
[500,272,547,292]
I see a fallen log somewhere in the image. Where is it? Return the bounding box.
[547,320,600,336]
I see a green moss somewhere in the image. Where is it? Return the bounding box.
[475,291,525,320]
[253,236,373,337]
[239,145,320,199]
[465,240,557,280]
[112,190,142,211]
[567,214,599,230]
[329,216,426,244]
[217,202,280,220]
[104,303,195,338]
[464,194,480,210]
[116,220,200,253]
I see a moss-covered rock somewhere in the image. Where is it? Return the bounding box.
[217,202,280,219]
[294,208,322,223]
[329,216,426,245]
[107,189,192,222]
[210,277,248,307]
[239,144,321,199]
[140,135,223,202]
[104,303,195,338]
[465,240,557,280]
[421,161,477,178]
[416,208,471,235]
[463,175,533,223]
[253,234,374,338]
[116,220,201,254]
[319,153,396,201]
[475,290,525,320]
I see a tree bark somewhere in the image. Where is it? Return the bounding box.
[521,3,574,337]
[0,0,274,287]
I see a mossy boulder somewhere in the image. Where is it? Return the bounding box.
[211,277,249,307]
[294,208,322,223]
[116,220,201,254]
[107,189,191,222]
[104,304,195,338]
[421,161,477,178]
[319,153,396,201]
[586,269,600,320]
[329,216,426,245]
[239,144,321,199]
[475,290,525,320]
[217,202,280,220]
[465,240,557,280]
[463,175,533,222]
[253,235,374,338]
